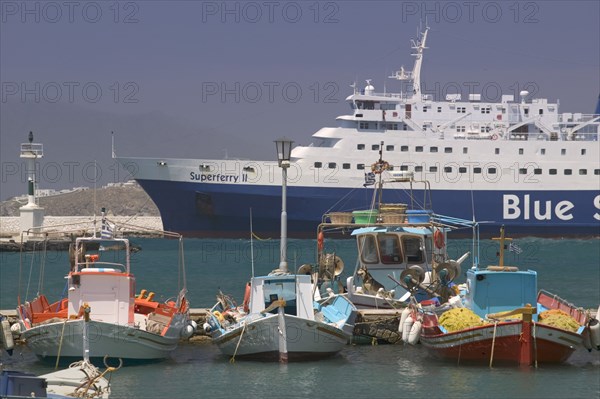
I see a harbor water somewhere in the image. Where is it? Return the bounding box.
[1,237,599,398]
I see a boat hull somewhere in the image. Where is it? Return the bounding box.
[135,177,600,238]
[21,317,187,361]
[420,320,582,365]
[211,313,350,360]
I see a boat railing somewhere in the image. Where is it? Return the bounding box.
[558,113,600,123]
[78,261,127,272]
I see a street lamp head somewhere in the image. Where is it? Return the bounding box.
[274,137,294,167]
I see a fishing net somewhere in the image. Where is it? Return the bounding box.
[538,309,581,332]
[438,308,488,332]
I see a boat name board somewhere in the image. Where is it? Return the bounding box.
[504,194,600,221]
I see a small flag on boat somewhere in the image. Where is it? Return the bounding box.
[101,220,114,239]
[364,172,376,187]
[509,242,522,254]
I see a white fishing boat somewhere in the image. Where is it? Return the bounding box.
[315,152,472,311]
[15,214,195,362]
[206,274,356,361]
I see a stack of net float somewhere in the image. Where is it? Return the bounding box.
[437,307,583,333]
[379,204,407,224]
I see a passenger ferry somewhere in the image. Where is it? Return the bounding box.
[116,28,600,237]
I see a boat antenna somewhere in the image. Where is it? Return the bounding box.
[93,160,97,238]
[250,208,255,278]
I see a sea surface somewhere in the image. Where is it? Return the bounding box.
[1,237,599,399]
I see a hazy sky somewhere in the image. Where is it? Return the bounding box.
[1,0,599,200]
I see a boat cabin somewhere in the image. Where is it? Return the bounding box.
[67,237,135,326]
[248,275,315,321]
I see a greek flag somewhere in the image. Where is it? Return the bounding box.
[363,172,376,187]
[101,220,114,239]
[509,242,522,254]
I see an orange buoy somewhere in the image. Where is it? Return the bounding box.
[317,231,325,252]
[433,228,445,249]
[242,282,251,313]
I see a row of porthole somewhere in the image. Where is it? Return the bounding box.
[312,162,600,176]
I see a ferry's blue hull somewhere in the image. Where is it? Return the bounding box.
[138,179,600,238]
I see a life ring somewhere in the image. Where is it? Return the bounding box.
[317,231,324,252]
[242,282,251,313]
[433,228,445,249]
[371,160,390,174]
[491,134,498,140]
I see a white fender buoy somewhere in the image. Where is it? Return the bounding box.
[407,320,422,345]
[402,315,414,343]
[398,307,411,334]
[203,322,212,334]
[588,318,600,351]
[190,320,198,333]
[180,324,194,339]
[10,322,21,337]
[1,317,14,355]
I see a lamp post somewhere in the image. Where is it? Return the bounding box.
[274,137,294,273]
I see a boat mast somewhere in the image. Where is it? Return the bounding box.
[389,25,429,100]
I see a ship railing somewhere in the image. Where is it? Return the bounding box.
[368,92,413,100]
[20,143,43,157]
[558,113,600,123]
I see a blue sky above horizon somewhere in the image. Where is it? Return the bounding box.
[1,0,599,200]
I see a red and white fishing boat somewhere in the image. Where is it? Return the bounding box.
[419,227,599,366]
[15,215,195,362]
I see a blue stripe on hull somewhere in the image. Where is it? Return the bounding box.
[137,180,600,238]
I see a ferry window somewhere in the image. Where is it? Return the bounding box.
[444,166,452,173]
[437,107,442,112]
[495,148,500,155]
[561,149,566,155]
[564,169,572,175]
[359,235,379,264]
[401,146,408,152]
[400,165,409,171]
[378,234,403,264]
[386,123,399,130]
[429,166,438,172]
[474,167,482,174]
[579,169,587,175]
[359,122,369,129]
[595,169,600,175]
[519,148,524,155]
[519,168,527,175]
[357,144,365,150]
[463,147,468,154]
[343,163,351,169]
[549,169,557,175]
[423,107,428,113]
[541,149,546,155]
[459,167,467,173]
[402,236,423,263]
[534,169,542,175]
[357,164,365,170]
[372,144,380,151]
[539,109,543,115]
[415,166,423,172]
[581,149,586,155]
[416,146,423,152]
[524,108,529,116]
[402,124,408,131]
[328,162,337,169]
[488,167,497,174]
[314,162,322,168]
[430,147,438,153]
[444,147,452,153]
[386,145,394,151]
